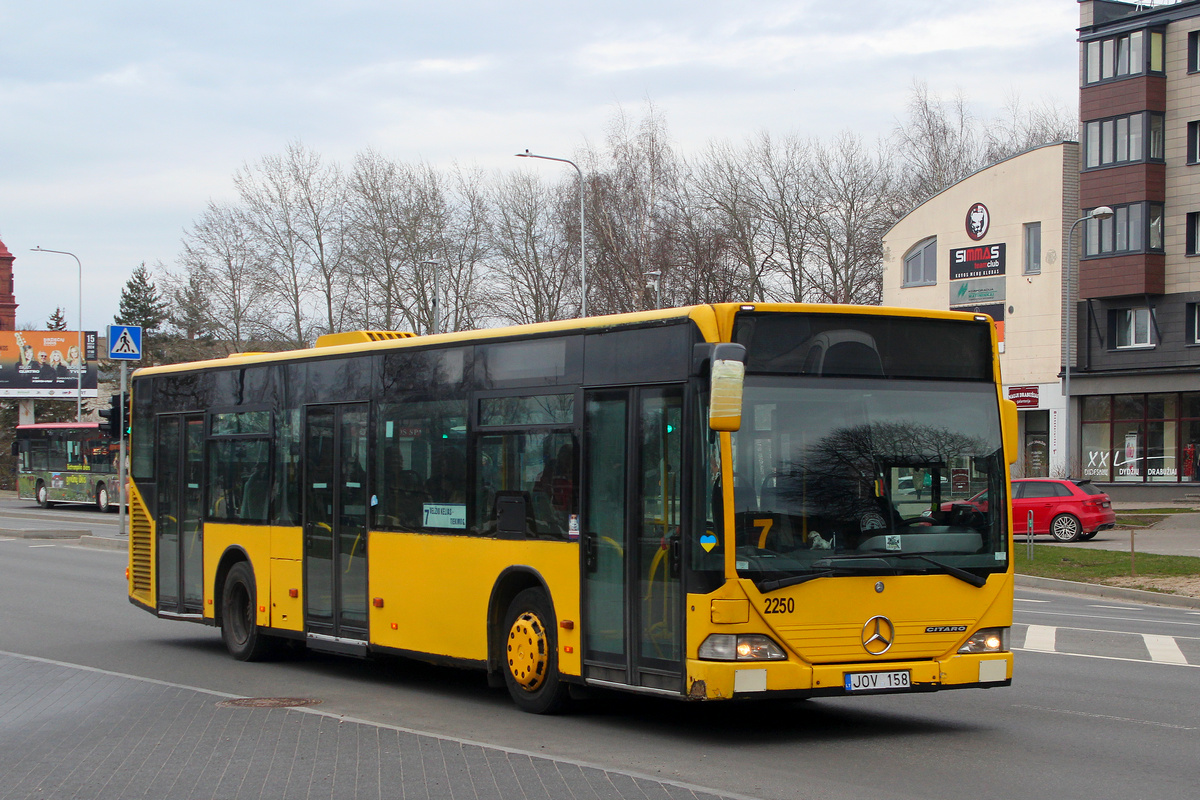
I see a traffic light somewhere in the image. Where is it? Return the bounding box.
[99,393,124,438]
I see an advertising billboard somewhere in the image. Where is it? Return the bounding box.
[0,331,99,398]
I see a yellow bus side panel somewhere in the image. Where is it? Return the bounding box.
[127,482,155,607]
[269,557,304,632]
[203,523,272,625]
[368,533,581,675]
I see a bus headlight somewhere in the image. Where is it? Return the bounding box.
[957,627,1009,654]
[698,634,787,661]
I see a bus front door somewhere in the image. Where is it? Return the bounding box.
[155,414,205,617]
[583,387,684,694]
[303,403,370,652]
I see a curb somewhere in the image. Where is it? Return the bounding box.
[0,528,92,539]
[77,535,128,551]
[1016,574,1200,609]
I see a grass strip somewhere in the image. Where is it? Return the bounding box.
[1015,544,1200,581]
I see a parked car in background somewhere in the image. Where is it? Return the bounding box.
[1009,479,1115,542]
[940,479,1116,542]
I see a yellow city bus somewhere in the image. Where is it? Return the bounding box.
[127,303,1017,713]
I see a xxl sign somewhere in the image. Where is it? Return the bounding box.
[950,243,1006,280]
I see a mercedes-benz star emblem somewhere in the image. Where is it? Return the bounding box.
[861,615,895,656]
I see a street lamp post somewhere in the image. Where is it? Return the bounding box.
[1063,205,1114,477]
[515,150,587,317]
[645,270,661,310]
[30,247,84,422]
[420,260,441,335]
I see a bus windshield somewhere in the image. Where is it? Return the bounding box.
[724,377,1007,585]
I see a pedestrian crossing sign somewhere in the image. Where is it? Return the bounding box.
[108,325,143,360]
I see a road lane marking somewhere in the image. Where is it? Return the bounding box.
[1089,605,1139,611]
[1142,634,1188,664]
[1014,647,1200,669]
[28,544,56,548]
[1015,598,1049,603]
[1012,704,1196,731]
[1023,625,1056,651]
[1017,608,1200,629]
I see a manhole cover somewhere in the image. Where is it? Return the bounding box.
[216,697,322,708]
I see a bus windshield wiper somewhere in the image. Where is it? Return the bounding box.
[892,552,987,588]
[808,552,986,588]
[755,571,836,593]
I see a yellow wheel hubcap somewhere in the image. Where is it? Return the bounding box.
[507,611,549,691]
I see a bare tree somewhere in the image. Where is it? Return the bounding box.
[584,104,680,314]
[891,80,983,213]
[488,170,579,324]
[434,164,490,332]
[807,132,895,305]
[234,150,312,347]
[286,142,353,337]
[176,201,274,353]
[982,92,1078,164]
[748,132,817,303]
[690,140,771,302]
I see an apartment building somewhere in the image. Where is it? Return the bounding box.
[1077,0,1200,498]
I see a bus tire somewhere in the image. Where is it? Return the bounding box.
[220,562,277,661]
[501,587,569,714]
[36,481,53,508]
[96,484,111,513]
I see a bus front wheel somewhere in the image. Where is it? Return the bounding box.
[36,482,53,508]
[221,562,276,661]
[501,588,569,714]
[96,484,111,513]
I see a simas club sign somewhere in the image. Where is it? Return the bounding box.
[950,242,1006,280]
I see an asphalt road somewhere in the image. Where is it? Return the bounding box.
[1,529,1197,800]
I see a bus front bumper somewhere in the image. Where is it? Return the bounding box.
[685,652,1012,700]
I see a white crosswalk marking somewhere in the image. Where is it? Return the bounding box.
[1024,625,1057,651]
[1142,634,1188,664]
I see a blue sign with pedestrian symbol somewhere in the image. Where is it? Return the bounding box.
[108,325,142,361]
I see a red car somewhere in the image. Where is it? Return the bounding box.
[941,479,1116,542]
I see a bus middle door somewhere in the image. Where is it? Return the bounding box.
[303,403,370,654]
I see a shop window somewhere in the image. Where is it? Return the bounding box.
[903,237,937,287]
[1023,222,1041,275]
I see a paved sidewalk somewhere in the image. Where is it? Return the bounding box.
[0,651,751,800]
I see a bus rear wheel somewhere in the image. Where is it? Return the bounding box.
[36,481,53,508]
[96,484,111,513]
[221,562,277,661]
[501,588,569,714]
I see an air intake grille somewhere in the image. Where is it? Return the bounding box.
[129,484,154,603]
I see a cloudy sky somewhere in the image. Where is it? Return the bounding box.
[0,0,1080,334]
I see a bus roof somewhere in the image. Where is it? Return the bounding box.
[132,302,994,378]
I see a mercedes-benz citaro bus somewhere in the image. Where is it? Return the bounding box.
[126,303,1017,713]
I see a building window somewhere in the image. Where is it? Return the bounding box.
[1188,303,1200,344]
[1083,112,1164,169]
[1083,202,1164,256]
[1188,213,1200,256]
[1023,222,1041,275]
[1112,307,1154,349]
[1084,29,1164,85]
[1190,122,1200,165]
[903,237,937,287]
[1191,31,1200,74]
